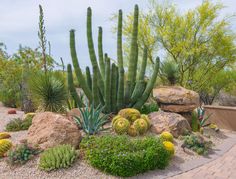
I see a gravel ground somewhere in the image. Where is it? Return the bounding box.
[0,103,231,179]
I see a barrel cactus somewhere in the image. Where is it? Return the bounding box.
[118,108,141,122]
[163,141,175,156]
[0,132,11,140]
[113,118,130,135]
[160,131,174,142]
[133,118,148,135]
[112,115,122,127]
[0,139,12,157]
[140,114,151,128]
[127,125,138,137]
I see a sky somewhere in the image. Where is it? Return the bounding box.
[0,0,236,69]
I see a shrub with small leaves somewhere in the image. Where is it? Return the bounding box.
[182,134,213,155]
[140,102,159,114]
[80,135,171,177]
[39,144,77,171]
[7,143,41,165]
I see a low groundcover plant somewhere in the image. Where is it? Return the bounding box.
[80,135,172,177]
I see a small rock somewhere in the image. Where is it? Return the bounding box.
[7,109,17,114]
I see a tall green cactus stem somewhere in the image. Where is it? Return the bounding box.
[98,27,105,79]
[70,30,92,101]
[117,9,125,110]
[87,7,104,95]
[130,47,148,103]
[86,66,92,90]
[67,64,83,107]
[125,4,139,102]
[133,57,160,109]
[111,63,118,113]
[104,56,111,113]
[92,66,99,107]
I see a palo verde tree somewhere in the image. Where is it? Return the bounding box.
[121,0,236,94]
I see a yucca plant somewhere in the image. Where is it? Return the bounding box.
[73,103,109,135]
[30,73,67,112]
[160,60,179,85]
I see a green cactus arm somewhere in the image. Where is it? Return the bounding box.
[130,47,148,103]
[98,26,105,79]
[85,66,92,91]
[87,7,104,95]
[133,57,160,109]
[69,29,92,102]
[138,47,147,81]
[117,9,125,110]
[125,5,139,101]
[104,55,111,113]
[67,64,83,107]
[111,63,118,113]
[92,66,100,107]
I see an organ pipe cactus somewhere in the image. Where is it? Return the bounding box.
[68,5,160,113]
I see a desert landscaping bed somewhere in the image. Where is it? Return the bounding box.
[0,106,235,179]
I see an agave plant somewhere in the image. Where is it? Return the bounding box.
[160,59,179,85]
[30,73,67,112]
[73,103,109,135]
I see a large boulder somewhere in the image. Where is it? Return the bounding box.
[149,111,191,137]
[27,112,81,149]
[153,86,199,112]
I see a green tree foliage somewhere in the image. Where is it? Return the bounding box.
[121,0,236,93]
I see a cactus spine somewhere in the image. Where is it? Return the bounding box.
[67,64,83,107]
[68,5,160,113]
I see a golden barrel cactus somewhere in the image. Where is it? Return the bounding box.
[160,131,174,142]
[113,118,130,135]
[140,114,151,128]
[118,108,141,122]
[112,115,122,127]
[0,132,11,140]
[163,141,175,156]
[128,125,138,137]
[133,118,148,135]
[0,139,12,157]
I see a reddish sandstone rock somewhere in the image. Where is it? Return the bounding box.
[7,109,17,114]
[149,111,191,137]
[27,112,81,149]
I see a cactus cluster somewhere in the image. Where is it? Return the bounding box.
[68,5,160,113]
[0,139,12,157]
[39,144,77,171]
[112,108,151,136]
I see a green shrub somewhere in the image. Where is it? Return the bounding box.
[39,144,77,171]
[80,135,171,177]
[140,102,159,114]
[182,134,213,155]
[7,143,41,165]
[5,117,32,132]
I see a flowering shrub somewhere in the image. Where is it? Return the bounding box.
[80,135,171,177]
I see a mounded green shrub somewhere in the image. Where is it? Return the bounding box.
[39,144,77,171]
[80,135,171,177]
